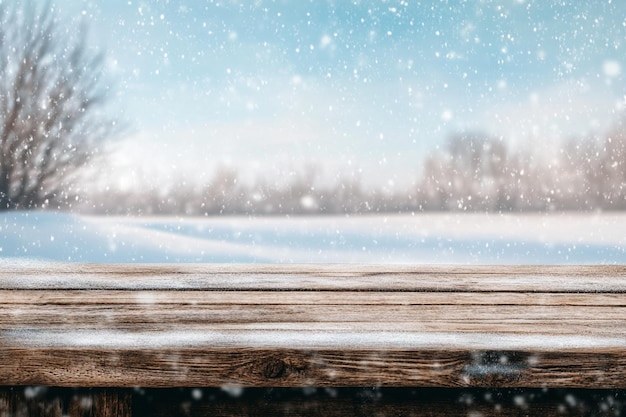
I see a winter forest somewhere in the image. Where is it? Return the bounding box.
[89,125,626,216]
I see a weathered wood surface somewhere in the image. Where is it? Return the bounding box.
[1,264,625,388]
[1,263,625,291]
[0,388,131,417]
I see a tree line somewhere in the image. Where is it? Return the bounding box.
[84,118,626,215]
[416,124,626,212]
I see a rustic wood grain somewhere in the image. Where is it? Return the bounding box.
[2,348,626,388]
[0,390,62,417]
[1,264,625,292]
[91,390,131,417]
[1,264,625,390]
[2,290,625,306]
[2,303,624,326]
[0,388,131,417]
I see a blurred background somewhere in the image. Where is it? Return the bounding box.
[0,0,625,263]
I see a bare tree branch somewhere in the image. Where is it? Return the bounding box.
[0,1,119,210]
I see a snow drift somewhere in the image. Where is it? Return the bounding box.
[0,212,624,264]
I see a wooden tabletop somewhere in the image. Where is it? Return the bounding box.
[1,264,625,388]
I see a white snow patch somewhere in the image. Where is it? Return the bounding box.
[0,212,624,264]
[4,329,625,351]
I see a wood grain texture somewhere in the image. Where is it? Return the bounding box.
[0,390,62,417]
[92,390,132,417]
[3,348,626,388]
[3,290,626,305]
[1,264,625,291]
[1,264,625,388]
[0,388,130,417]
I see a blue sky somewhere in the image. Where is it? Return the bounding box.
[59,0,626,189]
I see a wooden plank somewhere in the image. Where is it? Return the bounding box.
[2,304,625,327]
[2,347,626,388]
[1,290,625,306]
[1,264,624,292]
[1,322,624,339]
[0,389,63,417]
[0,264,625,389]
[91,389,132,417]
[0,388,131,417]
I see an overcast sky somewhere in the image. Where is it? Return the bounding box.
[59,0,626,189]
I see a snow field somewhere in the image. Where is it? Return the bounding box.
[0,212,624,264]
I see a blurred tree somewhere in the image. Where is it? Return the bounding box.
[418,132,517,211]
[604,116,626,209]
[0,1,118,210]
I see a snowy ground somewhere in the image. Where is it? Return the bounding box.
[0,211,624,264]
